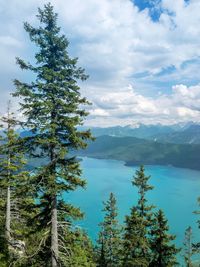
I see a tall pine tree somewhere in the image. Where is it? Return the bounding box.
[0,103,30,263]
[183,226,193,267]
[61,228,96,267]
[123,165,154,267]
[96,192,122,267]
[13,3,92,266]
[150,209,179,267]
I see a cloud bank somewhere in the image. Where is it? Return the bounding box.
[1,0,200,126]
[88,84,200,126]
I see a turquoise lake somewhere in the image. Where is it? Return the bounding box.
[65,157,200,251]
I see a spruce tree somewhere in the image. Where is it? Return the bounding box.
[63,229,96,267]
[150,209,179,267]
[13,3,92,266]
[97,192,122,267]
[123,207,148,267]
[123,165,154,267]
[132,165,154,219]
[0,104,30,263]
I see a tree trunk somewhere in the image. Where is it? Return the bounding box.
[5,185,11,241]
[6,103,11,242]
[51,195,58,267]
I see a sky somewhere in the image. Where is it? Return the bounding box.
[1,0,200,127]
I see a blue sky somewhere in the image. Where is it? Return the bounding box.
[0,0,200,126]
[133,0,162,21]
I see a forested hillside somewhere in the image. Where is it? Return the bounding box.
[79,135,200,170]
[86,123,200,144]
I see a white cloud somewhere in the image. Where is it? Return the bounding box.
[1,0,200,126]
[0,36,22,47]
[86,84,200,126]
[90,108,110,117]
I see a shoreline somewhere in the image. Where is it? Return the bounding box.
[79,155,200,172]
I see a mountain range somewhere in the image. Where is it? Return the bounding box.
[87,122,200,144]
[79,135,200,170]
[17,122,200,170]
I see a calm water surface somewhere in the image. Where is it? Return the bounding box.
[65,157,200,250]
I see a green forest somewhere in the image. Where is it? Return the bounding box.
[0,3,199,267]
[79,135,200,170]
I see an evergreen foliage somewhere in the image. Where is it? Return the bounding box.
[96,193,122,267]
[0,106,31,265]
[64,229,96,267]
[132,165,154,219]
[13,3,92,266]
[123,165,154,266]
[150,209,179,267]
[183,226,193,267]
[123,207,148,267]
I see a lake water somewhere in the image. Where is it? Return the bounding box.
[65,157,200,258]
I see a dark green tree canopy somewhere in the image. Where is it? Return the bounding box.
[123,166,155,267]
[132,165,154,218]
[150,209,179,267]
[13,1,92,212]
[13,3,93,266]
[183,226,193,267]
[97,192,122,267]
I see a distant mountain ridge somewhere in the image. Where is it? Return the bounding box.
[79,135,200,170]
[86,122,200,144]
[152,124,200,144]
[17,124,200,170]
[88,124,175,139]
